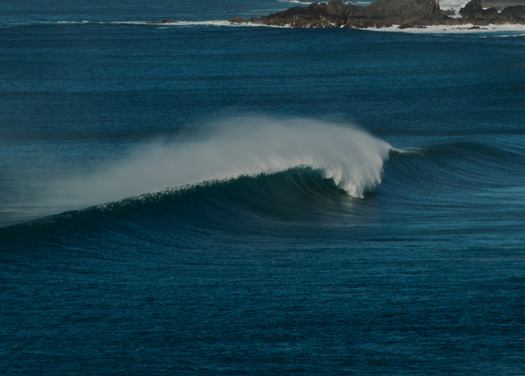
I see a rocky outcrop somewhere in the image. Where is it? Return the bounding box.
[234,0,443,28]
[229,0,525,28]
[459,0,525,23]
[500,4,525,17]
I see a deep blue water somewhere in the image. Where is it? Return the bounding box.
[1,1,525,374]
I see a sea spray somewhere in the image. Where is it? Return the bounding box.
[28,117,392,219]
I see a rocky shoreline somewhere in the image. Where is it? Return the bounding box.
[229,0,525,29]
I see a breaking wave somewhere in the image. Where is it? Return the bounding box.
[0,117,391,227]
[56,118,390,200]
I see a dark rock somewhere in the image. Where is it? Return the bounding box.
[327,0,350,16]
[500,4,525,17]
[361,0,443,23]
[481,7,500,17]
[257,0,351,28]
[459,0,483,18]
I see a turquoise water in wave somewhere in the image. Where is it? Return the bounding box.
[1,1,525,374]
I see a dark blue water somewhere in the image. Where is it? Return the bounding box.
[1,1,525,374]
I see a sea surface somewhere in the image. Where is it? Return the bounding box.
[1,0,525,374]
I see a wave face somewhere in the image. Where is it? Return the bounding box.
[0,167,359,244]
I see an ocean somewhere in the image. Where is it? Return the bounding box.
[1,0,525,374]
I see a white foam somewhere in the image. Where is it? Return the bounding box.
[114,20,233,27]
[366,23,525,34]
[276,0,372,5]
[277,0,315,4]
[51,20,271,28]
[55,20,94,24]
[42,117,391,212]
